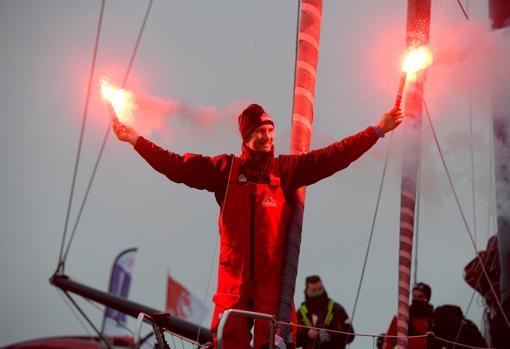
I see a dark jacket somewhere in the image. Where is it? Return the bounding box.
[133,126,379,205]
[296,299,354,349]
[429,305,487,349]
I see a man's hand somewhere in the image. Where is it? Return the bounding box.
[377,107,403,134]
[319,330,331,343]
[112,119,139,145]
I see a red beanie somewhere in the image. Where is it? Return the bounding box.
[238,104,274,142]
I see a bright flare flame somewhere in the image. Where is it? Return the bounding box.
[402,46,433,78]
[100,78,135,124]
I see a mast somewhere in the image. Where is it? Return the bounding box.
[489,0,510,344]
[396,1,431,349]
[277,0,323,344]
[50,274,213,344]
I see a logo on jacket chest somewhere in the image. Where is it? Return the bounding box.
[262,195,278,208]
[237,174,247,183]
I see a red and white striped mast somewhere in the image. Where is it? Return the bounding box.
[396,1,431,349]
[277,0,323,344]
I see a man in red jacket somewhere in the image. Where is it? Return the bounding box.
[381,282,433,349]
[113,103,402,349]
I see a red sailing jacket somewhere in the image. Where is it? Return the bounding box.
[382,315,429,349]
[133,127,378,301]
[134,126,378,206]
[216,158,289,299]
[135,127,378,295]
[134,126,378,346]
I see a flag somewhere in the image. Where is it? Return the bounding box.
[166,274,209,325]
[101,247,138,337]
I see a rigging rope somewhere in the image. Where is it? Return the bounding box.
[167,330,202,347]
[243,0,266,100]
[121,0,154,88]
[487,113,497,241]
[468,87,478,247]
[63,291,114,349]
[455,0,470,21]
[413,150,423,285]
[57,0,106,272]
[62,124,112,264]
[83,298,135,335]
[423,99,510,331]
[277,320,496,349]
[194,231,219,344]
[279,320,428,339]
[57,289,94,338]
[65,289,206,348]
[349,133,393,326]
[464,0,477,244]
[454,289,478,346]
[60,0,154,267]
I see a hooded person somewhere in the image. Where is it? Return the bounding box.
[112,103,402,348]
[429,304,487,349]
[296,276,354,349]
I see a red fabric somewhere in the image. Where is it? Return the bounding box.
[133,126,379,205]
[382,316,428,349]
[210,158,290,349]
[464,235,500,306]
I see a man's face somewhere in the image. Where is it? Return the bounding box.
[246,124,274,152]
[305,281,325,298]
[412,289,428,303]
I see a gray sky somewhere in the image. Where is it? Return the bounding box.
[0,0,503,347]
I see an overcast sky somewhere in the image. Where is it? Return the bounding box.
[1,0,505,347]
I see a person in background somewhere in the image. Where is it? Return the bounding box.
[382,282,433,349]
[429,304,487,349]
[296,275,354,349]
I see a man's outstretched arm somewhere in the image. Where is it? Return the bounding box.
[282,107,403,191]
[112,120,228,193]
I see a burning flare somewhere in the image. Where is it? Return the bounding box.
[100,78,135,124]
[402,46,433,78]
[394,46,433,109]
